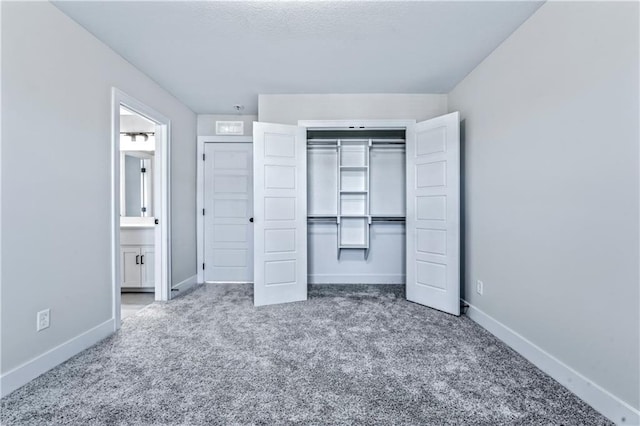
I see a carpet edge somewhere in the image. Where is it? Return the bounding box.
[464,300,638,425]
[0,318,115,398]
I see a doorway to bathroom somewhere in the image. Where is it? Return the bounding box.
[112,88,171,328]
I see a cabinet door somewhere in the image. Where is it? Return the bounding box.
[140,246,155,288]
[121,247,141,288]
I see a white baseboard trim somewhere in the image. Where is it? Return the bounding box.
[0,318,114,398]
[172,274,198,293]
[309,274,404,284]
[464,301,639,425]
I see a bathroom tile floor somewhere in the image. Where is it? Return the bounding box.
[121,292,154,320]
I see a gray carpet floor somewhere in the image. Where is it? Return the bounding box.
[1,284,610,425]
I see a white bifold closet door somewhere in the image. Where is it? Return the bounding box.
[406,112,460,316]
[253,123,307,306]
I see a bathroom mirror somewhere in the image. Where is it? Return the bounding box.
[121,151,153,218]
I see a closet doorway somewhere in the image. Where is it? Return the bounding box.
[111,88,171,329]
[252,114,460,314]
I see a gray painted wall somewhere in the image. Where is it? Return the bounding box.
[259,94,447,124]
[1,2,196,373]
[448,1,639,411]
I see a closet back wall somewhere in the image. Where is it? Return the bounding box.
[308,134,406,283]
[259,94,448,284]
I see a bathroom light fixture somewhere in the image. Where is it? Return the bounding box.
[121,132,153,142]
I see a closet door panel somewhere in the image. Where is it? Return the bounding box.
[253,123,307,306]
[406,112,460,315]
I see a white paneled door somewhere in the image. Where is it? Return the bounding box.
[406,112,460,315]
[253,123,307,306]
[203,143,253,282]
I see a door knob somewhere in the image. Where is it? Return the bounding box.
[249,217,254,223]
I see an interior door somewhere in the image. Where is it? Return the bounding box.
[203,143,253,282]
[406,112,460,315]
[253,122,307,306]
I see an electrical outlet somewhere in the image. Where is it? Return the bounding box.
[37,309,50,331]
[476,280,484,295]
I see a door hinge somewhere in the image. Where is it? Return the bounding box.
[202,263,205,270]
[202,153,206,161]
[202,208,205,215]
[141,167,146,173]
[141,207,147,213]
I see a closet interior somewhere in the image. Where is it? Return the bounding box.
[307,128,406,280]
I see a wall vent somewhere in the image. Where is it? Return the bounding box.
[216,121,244,135]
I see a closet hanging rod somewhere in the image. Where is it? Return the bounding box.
[307,138,405,144]
[371,217,406,222]
[307,139,339,143]
[370,144,406,149]
[372,139,405,144]
[307,217,338,223]
[307,145,338,149]
[307,216,405,222]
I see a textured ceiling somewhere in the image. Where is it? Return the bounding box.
[53,1,543,114]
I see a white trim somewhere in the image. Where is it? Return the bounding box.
[205,281,254,284]
[172,274,198,293]
[464,301,639,425]
[157,122,172,302]
[112,88,172,332]
[196,135,253,284]
[199,136,253,143]
[308,274,405,284]
[298,119,416,129]
[0,319,114,398]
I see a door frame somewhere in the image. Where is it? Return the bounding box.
[111,88,172,330]
[196,135,253,284]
